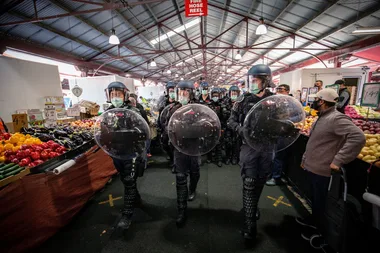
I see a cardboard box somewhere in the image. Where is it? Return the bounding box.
[12,114,28,132]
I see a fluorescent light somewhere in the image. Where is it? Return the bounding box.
[256,18,267,35]
[150,18,201,45]
[352,27,380,34]
[167,69,171,74]
[185,53,202,62]
[150,59,156,67]
[235,51,242,60]
[176,53,202,66]
[109,29,120,45]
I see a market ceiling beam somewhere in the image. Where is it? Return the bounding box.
[268,1,380,67]
[5,10,152,75]
[221,0,267,63]
[225,0,344,82]
[45,0,166,79]
[208,2,334,50]
[0,35,127,76]
[106,2,174,73]
[0,0,169,27]
[0,0,25,16]
[213,0,233,52]
[86,8,184,61]
[171,0,195,57]
[271,34,380,76]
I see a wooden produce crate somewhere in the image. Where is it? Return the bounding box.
[0,167,30,188]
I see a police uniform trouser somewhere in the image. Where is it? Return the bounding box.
[174,149,200,212]
[113,157,145,218]
[161,133,174,161]
[224,129,239,161]
[239,144,272,231]
[207,142,222,163]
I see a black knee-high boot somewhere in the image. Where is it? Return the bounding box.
[242,177,265,240]
[176,173,188,227]
[118,177,137,230]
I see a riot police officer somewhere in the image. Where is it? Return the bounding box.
[198,81,211,103]
[207,87,223,167]
[164,81,200,227]
[222,85,240,165]
[104,81,147,230]
[158,81,177,172]
[227,64,275,242]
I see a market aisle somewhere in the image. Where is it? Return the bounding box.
[32,158,315,253]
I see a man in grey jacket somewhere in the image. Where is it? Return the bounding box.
[296,88,365,243]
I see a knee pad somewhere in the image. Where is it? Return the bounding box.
[243,177,255,189]
[176,173,187,185]
[122,176,136,188]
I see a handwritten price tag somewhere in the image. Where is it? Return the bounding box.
[361,83,380,107]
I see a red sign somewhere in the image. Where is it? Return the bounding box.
[185,0,208,17]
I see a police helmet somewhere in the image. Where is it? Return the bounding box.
[105,81,129,102]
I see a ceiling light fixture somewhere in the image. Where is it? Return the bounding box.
[109,11,120,45]
[180,77,184,80]
[256,18,267,35]
[150,59,157,67]
[150,18,201,45]
[352,27,380,34]
[167,69,171,74]
[235,50,242,60]
[175,73,179,78]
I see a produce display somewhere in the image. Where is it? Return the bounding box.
[0,132,43,162]
[352,119,380,134]
[303,106,318,117]
[70,119,95,129]
[21,125,93,150]
[0,163,25,180]
[345,105,380,119]
[295,116,318,136]
[357,134,380,164]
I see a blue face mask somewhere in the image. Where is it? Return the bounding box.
[169,92,176,99]
[111,97,124,107]
[212,97,219,102]
[250,82,261,94]
[179,96,189,105]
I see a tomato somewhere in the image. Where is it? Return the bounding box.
[4,150,15,157]
[28,162,37,167]
[11,158,19,164]
[16,150,26,159]
[20,144,29,150]
[24,149,32,157]
[40,143,49,149]
[40,150,49,160]
[49,152,58,158]
[34,159,44,165]
[30,152,41,161]
[9,155,17,161]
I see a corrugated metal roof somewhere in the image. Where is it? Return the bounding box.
[0,0,379,81]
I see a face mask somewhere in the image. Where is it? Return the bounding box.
[179,96,189,105]
[202,90,208,95]
[311,100,321,110]
[212,97,219,102]
[241,88,247,93]
[250,82,261,94]
[111,97,124,108]
[169,92,176,99]
[231,95,237,101]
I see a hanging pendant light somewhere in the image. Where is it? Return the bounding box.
[180,77,184,80]
[150,59,157,67]
[256,18,267,35]
[235,50,242,60]
[175,73,179,78]
[167,69,171,74]
[109,29,120,45]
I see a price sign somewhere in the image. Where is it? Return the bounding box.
[67,107,80,117]
[361,83,380,107]
[308,87,319,103]
[185,0,208,17]
[12,114,28,132]
[325,84,340,95]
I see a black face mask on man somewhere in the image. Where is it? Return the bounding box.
[311,99,322,110]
